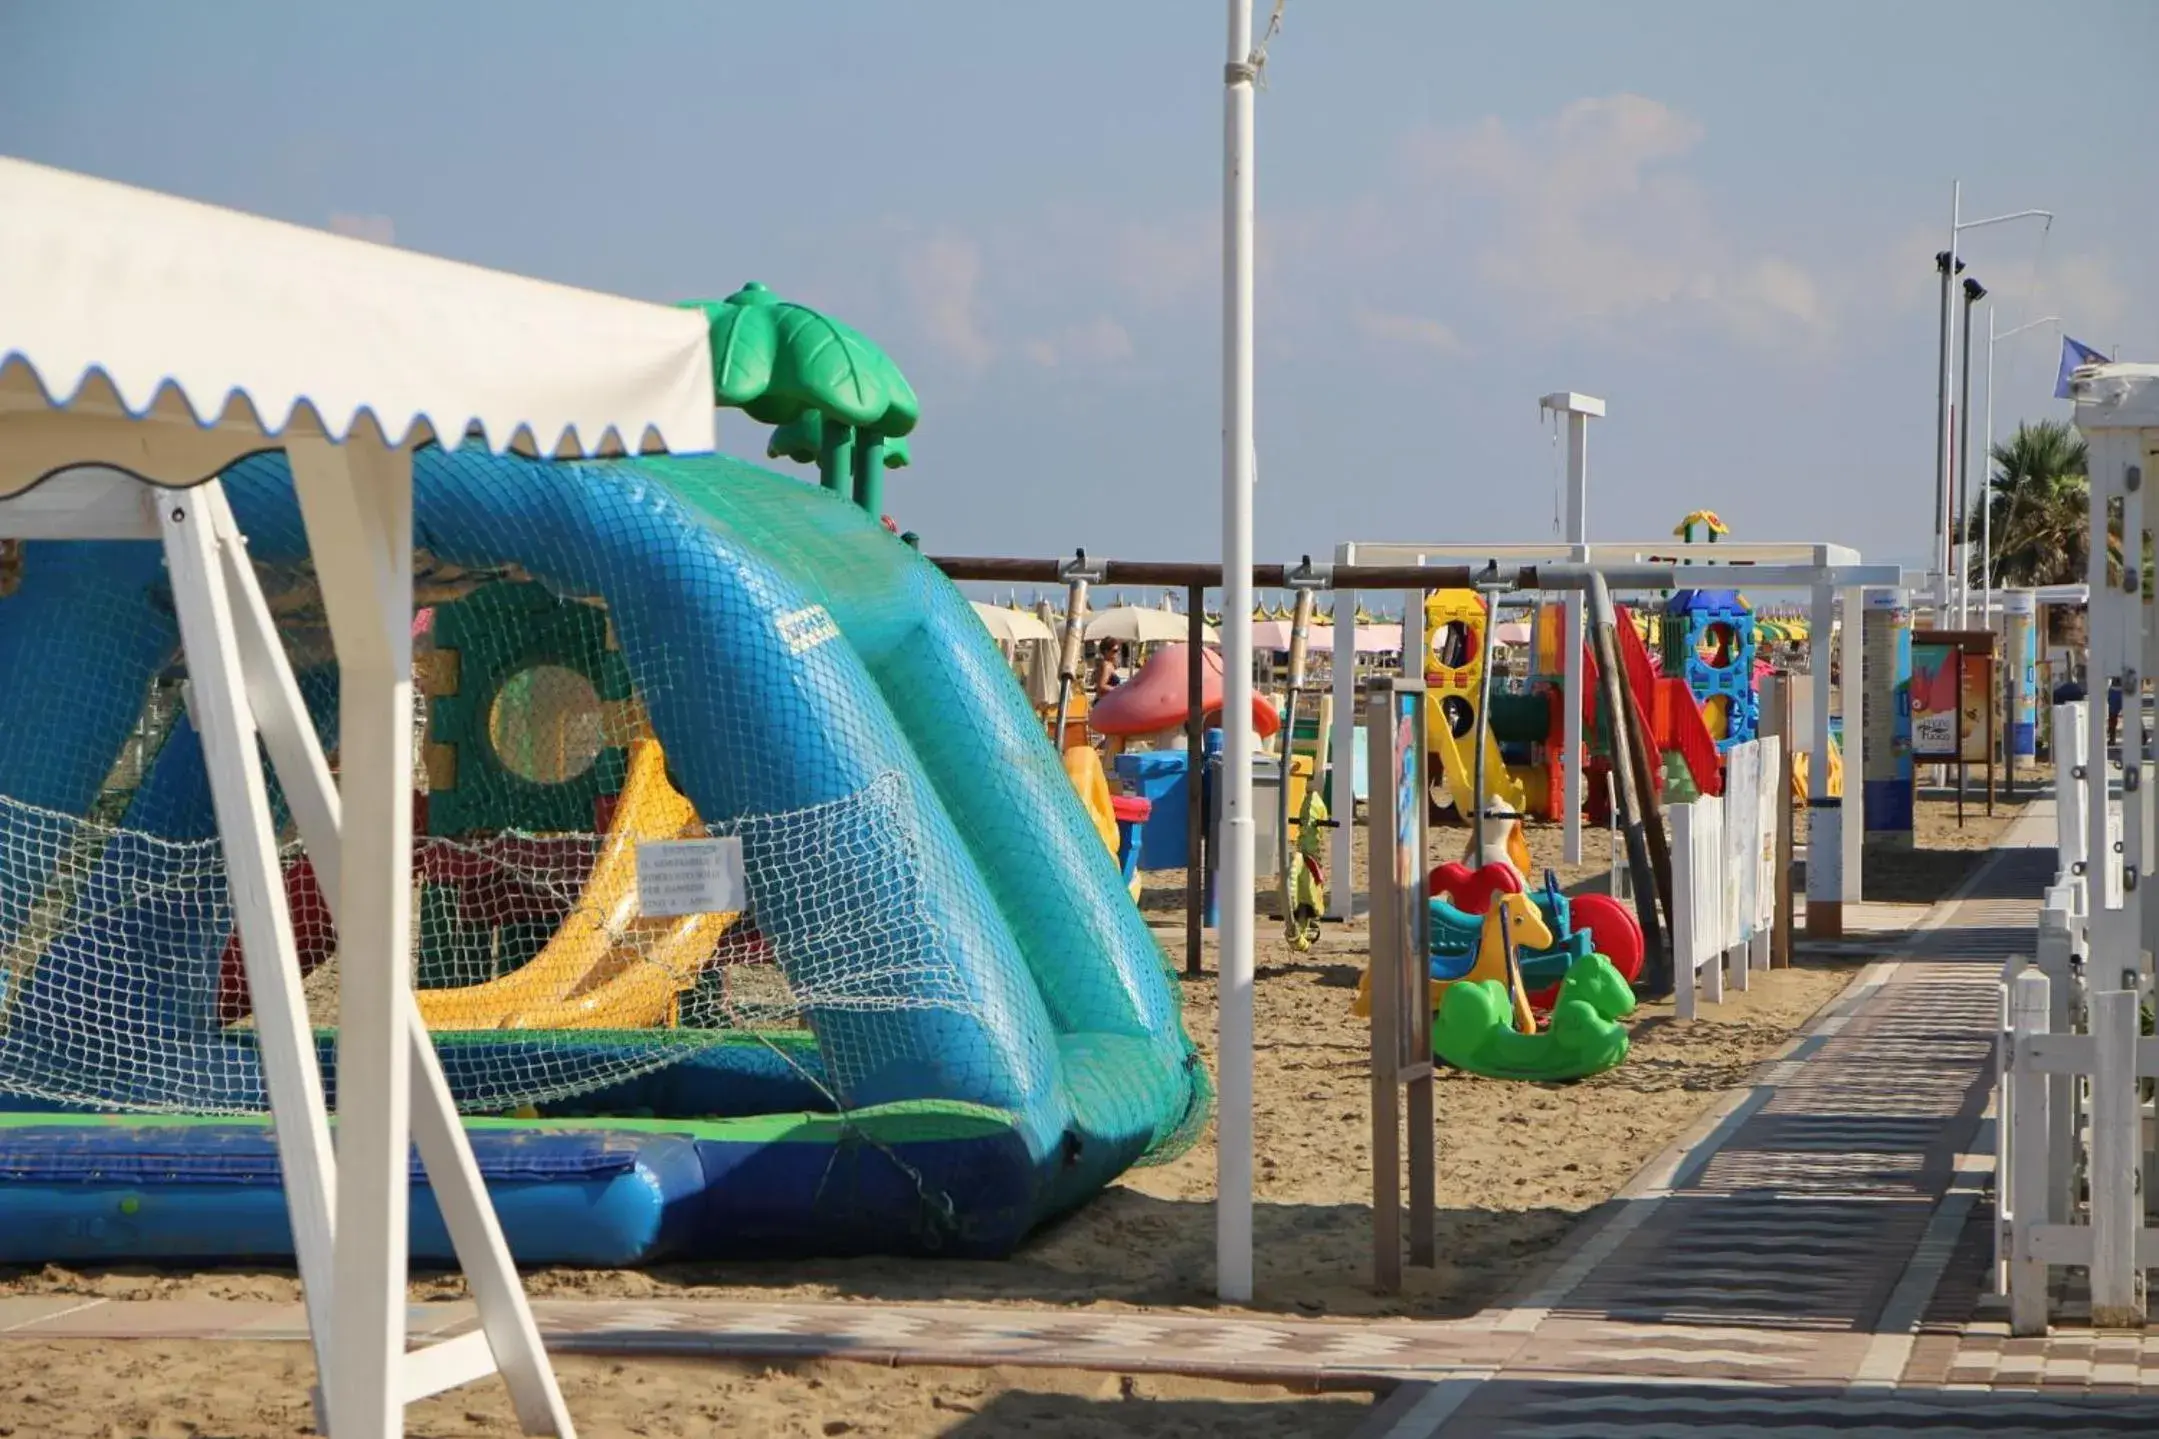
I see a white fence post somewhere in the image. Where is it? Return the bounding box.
[2056,701,2087,893]
[1995,956,2018,1295]
[1673,801,1699,1020]
[1702,795,1725,1006]
[1751,734,1779,974]
[1724,741,1757,995]
[2008,966,2052,1335]
[2036,894,2080,1229]
[2089,986,2146,1327]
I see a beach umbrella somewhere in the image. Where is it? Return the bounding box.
[971,601,1056,645]
[1089,605,1216,644]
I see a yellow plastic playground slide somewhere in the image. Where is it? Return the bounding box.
[415,739,737,1031]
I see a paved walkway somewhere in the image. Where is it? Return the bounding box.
[6,804,2156,1433]
[1370,802,2159,1436]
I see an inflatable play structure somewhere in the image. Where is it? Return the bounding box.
[0,447,1208,1265]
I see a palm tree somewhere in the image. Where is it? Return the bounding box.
[1974,420,2090,588]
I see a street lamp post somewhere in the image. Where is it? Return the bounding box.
[1982,310,2062,620]
[1956,276,1986,627]
[1933,182,2053,616]
[1935,248,1964,605]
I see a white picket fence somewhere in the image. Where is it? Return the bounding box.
[1670,736,1781,1019]
[1994,701,2154,1333]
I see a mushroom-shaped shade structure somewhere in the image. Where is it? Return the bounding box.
[1088,643,1282,739]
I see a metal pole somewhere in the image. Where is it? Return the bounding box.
[1186,583,1205,978]
[1217,0,1258,1305]
[1983,309,1997,626]
[1956,278,1985,627]
[1471,579,1500,862]
[1050,568,1091,751]
[1935,205,1959,606]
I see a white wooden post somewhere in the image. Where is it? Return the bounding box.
[2087,446,2130,976]
[2007,966,2051,1335]
[1539,391,1604,866]
[1837,585,1865,904]
[2088,986,2145,1327]
[290,440,415,1438]
[1751,733,1779,973]
[1672,802,1698,1020]
[1804,584,1838,937]
[1702,797,1726,1007]
[157,483,340,1376]
[202,488,572,1434]
[2035,896,2080,1231]
[2055,702,2088,893]
[1994,957,2016,1294]
[2118,469,2146,911]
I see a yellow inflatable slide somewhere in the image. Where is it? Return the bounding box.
[417,739,737,1031]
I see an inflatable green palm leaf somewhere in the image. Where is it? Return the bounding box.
[680,282,919,511]
[767,411,912,470]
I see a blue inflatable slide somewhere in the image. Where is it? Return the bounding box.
[0,448,1207,1264]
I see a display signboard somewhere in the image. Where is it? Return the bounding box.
[1911,639,1962,761]
[1911,629,1998,764]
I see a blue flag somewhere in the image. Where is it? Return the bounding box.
[2056,335,2110,398]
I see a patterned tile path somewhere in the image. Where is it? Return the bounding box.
[8,804,2157,1432]
[0,1292,1516,1388]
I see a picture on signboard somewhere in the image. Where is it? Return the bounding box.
[1910,640,1960,760]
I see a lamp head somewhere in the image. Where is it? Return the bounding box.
[1963,276,1988,302]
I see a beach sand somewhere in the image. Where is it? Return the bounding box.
[0,797,2023,1436]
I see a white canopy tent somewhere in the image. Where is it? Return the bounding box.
[0,155,716,1438]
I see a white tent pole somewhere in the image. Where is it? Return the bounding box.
[1217,0,1259,1305]
[157,481,340,1382]
[291,439,418,1439]
[203,487,573,1435]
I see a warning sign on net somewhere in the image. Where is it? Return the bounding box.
[635,837,747,917]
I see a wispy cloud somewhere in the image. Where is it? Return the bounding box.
[900,232,996,371]
[2035,252,2130,338]
[1022,315,1136,368]
[1352,305,1468,355]
[1398,94,1830,346]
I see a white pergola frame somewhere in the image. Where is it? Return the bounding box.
[1,156,716,1438]
[1326,540,1899,932]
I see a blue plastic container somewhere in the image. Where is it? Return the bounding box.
[1113,750,1192,870]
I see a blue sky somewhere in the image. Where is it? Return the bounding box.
[4,2,2153,574]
